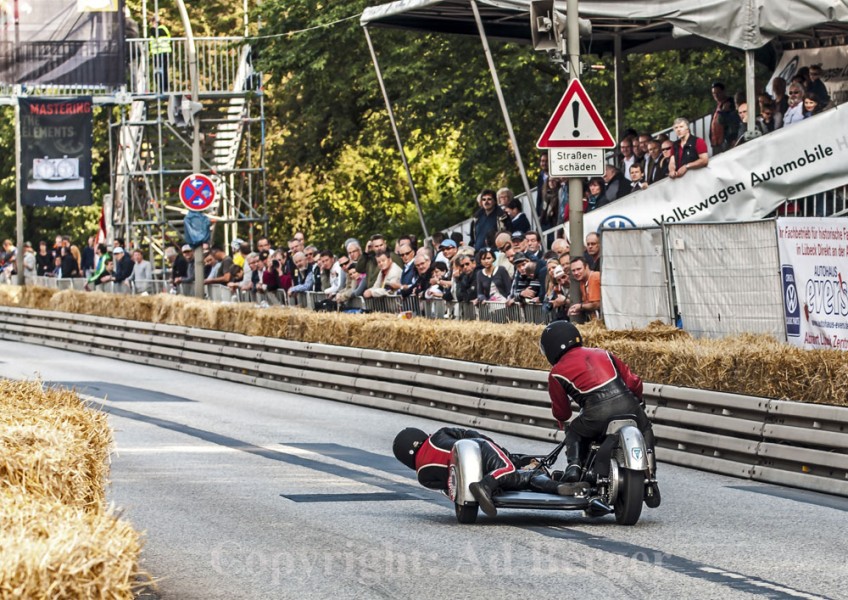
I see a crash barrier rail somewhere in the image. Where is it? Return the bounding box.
[0,305,844,498]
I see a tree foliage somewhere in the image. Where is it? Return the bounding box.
[0,0,762,253]
[253,0,759,251]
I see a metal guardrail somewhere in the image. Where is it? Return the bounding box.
[0,306,845,497]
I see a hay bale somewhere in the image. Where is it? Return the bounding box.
[0,285,58,309]
[8,287,848,406]
[0,488,142,600]
[0,381,111,511]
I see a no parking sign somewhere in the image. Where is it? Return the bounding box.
[179,173,216,211]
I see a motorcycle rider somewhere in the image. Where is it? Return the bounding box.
[393,426,573,517]
[540,321,661,508]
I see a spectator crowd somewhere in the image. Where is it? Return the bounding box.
[4,66,833,326]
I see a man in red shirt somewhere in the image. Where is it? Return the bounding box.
[540,321,660,508]
[669,117,709,179]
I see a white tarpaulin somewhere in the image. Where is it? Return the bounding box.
[584,106,848,233]
[361,0,848,51]
[600,227,672,329]
[668,221,785,340]
[776,217,848,351]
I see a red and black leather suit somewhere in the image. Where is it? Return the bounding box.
[547,346,655,462]
[414,427,517,491]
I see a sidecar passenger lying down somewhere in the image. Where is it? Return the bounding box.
[447,421,650,526]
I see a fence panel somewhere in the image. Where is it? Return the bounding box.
[521,302,551,325]
[668,221,785,339]
[364,295,403,314]
[601,227,673,329]
[479,301,522,324]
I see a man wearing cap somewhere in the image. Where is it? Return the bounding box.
[508,252,543,304]
[112,246,134,284]
[434,238,458,266]
[172,244,195,287]
[231,239,246,268]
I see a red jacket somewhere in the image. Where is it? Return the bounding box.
[547,346,643,426]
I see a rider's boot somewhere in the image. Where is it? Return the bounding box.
[644,449,661,508]
[469,475,499,517]
[528,472,576,496]
[561,437,584,483]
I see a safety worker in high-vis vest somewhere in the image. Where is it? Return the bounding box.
[149,16,171,93]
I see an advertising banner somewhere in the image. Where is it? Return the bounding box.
[776,218,848,351]
[0,0,125,87]
[18,97,93,207]
[583,106,848,233]
[768,46,848,107]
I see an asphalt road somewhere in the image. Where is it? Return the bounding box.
[1,339,846,600]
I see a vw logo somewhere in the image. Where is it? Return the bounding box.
[776,57,800,88]
[785,283,798,314]
[599,215,636,230]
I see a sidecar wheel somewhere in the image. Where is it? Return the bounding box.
[455,502,479,524]
[614,469,644,525]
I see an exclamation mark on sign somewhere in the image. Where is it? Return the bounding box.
[572,101,580,137]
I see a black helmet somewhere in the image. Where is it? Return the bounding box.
[539,321,583,365]
[393,427,428,470]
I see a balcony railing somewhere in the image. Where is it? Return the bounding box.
[127,37,254,95]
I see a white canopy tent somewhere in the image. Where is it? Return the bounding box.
[361,0,848,51]
[360,0,848,241]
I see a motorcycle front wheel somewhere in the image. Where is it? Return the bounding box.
[614,468,644,525]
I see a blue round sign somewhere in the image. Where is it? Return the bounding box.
[179,174,216,211]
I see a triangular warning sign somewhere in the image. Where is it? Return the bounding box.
[537,79,615,149]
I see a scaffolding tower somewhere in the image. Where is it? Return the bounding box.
[116,36,266,256]
[1,33,266,262]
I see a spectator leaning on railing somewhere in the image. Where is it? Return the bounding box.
[568,256,601,323]
[126,249,152,294]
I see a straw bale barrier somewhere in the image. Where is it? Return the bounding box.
[1,287,846,407]
[0,489,141,600]
[0,380,143,599]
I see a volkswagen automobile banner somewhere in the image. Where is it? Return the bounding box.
[583,106,848,233]
[776,217,848,351]
[19,97,93,207]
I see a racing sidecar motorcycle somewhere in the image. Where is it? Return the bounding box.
[447,418,654,526]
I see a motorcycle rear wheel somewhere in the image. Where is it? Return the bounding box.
[455,502,479,524]
[614,468,644,525]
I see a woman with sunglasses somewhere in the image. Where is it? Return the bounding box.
[473,248,511,305]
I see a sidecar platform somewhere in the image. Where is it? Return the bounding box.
[493,490,591,511]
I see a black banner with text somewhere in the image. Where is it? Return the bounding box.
[19,97,93,207]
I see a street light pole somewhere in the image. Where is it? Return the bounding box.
[175,0,205,299]
[566,0,585,312]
